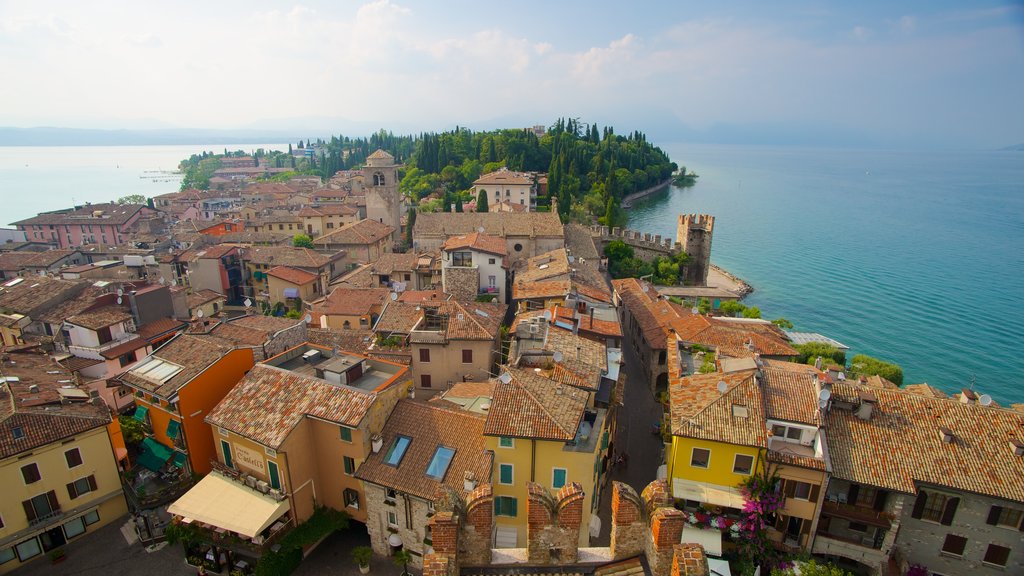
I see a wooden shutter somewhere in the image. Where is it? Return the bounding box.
[801,518,812,535]
[784,480,796,498]
[809,484,820,503]
[22,500,36,522]
[987,506,1002,525]
[911,492,927,519]
[874,490,889,511]
[940,497,960,526]
[67,482,78,499]
[87,475,98,492]
[46,490,59,512]
[847,484,860,504]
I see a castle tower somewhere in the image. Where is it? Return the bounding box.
[676,214,714,286]
[363,149,402,242]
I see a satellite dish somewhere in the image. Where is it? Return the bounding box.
[303,314,312,324]
[243,298,252,308]
[819,399,828,410]
[819,388,832,402]
[116,288,124,297]
[116,296,123,305]
[691,307,699,314]
[542,310,552,321]
[498,372,512,384]
[477,226,485,233]
[717,380,728,394]
[553,351,563,363]
[196,309,204,318]
[979,394,993,406]
[642,284,649,293]
[390,292,398,301]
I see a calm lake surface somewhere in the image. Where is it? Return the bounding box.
[628,144,1024,404]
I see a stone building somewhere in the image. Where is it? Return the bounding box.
[676,214,714,286]
[363,149,403,243]
[440,232,507,303]
[413,211,564,264]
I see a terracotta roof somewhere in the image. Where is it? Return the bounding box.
[332,263,374,288]
[473,169,533,186]
[297,204,358,217]
[266,266,319,286]
[313,219,394,246]
[441,232,507,256]
[355,399,492,500]
[35,286,104,324]
[136,317,187,341]
[0,276,87,316]
[414,211,563,238]
[117,333,238,397]
[612,278,682,349]
[484,367,587,441]
[669,370,767,449]
[307,328,378,356]
[208,323,268,347]
[367,149,394,160]
[206,361,396,449]
[513,279,571,301]
[369,252,419,276]
[312,287,388,317]
[445,381,496,400]
[398,290,446,303]
[563,224,601,259]
[66,306,132,330]
[99,337,148,360]
[244,246,336,268]
[11,203,147,227]
[825,381,1024,501]
[672,314,796,358]
[57,355,104,372]
[516,249,570,284]
[903,383,949,399]
[186,289,224,308]
[373,302,424,334]
[0,348,111,459]
[229,315,303,334]
[761,367,820,426]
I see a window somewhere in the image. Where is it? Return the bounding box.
[941,534,967,556]
[387,510,399,528]
[118,350,136,367]
[499,463,514,485]
[268,461,281,490]
[855,485,878,508]
[63,516,86,539]
[488,258,496,265]
[15,538,41,562]
[495,496,518,517]
[462,349,473,363]
[785,480,812,501]
[383,436,412,466]
[426,447,456,480]
[12,426,24,440]
[452,251,473,267]
[67,475,97,499]
[221,440,233,468]
[421,374,431,388]
[22,491,58,523]
[344,488,360,509]
[21,463,40,484]
[97,326,112,345]
[988,505,1023,529]
[917,491,957,524]
[385,488,397,503]
[340,426,353,442]
[0,547,14,564]
[983,544,1010,567]
[83,510,100,525]
[786,427,802,440]
[327,222,334,229]
[513,243,523,252]
[552,468,567,489]
[690,448,710,468]
[344,456,356,475]
[848,522,868,533]
[419,348,430,362]
[499,437,514,448]
[733,454,754,475]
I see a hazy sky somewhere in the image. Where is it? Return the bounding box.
[1,1,1022,147]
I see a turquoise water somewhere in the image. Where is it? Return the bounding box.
[627,145,1024,404]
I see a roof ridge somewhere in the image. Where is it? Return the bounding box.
[513,371,577,438]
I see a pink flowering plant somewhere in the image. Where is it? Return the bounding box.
[736,461,785,571]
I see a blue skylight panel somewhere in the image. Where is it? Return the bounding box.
[425,446,456,480]
[383,435,412,466]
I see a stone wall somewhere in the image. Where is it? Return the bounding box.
[442,266,479,301]
[264,320,308,359]
[676,214,714,286]
[526,482,585,564]
[589,225,684,263]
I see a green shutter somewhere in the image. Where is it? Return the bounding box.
[499,464,513,484]
[553,469,567,489]
[172,452,188,468]
[268,461,280,490]
[221,440,233,468]
[508,497,517,517]
[340,426,352,442]
[600,430,609,451]
[133,405,149,423]
[166,419,181,439]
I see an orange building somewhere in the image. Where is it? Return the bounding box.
[116,333,254,476]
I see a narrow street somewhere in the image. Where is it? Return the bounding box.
[593,333,667,545]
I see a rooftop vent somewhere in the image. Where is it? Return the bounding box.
[938,426,955,443]
[1009,437,1024,457]
[732,404,748,418]
[464,471,478,492]
[959,388,977,404]
[371,434,383,454]
[856,390,877,420]
[28,384,39,393]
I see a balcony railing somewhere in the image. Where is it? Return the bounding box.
[821,500,893,528]
[30,508,63,526]
[815,529,885,551]
[209,460,288,501]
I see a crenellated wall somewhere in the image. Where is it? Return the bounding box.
[590,215,715,287]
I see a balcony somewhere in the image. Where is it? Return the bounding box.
[30,507,64,527]
[821,500,893,528]
[812,531,889,568]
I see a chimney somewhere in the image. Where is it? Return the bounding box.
[814,356,823,370]
[856,390,877,420]
[1010,437,1024,457]
[463,471,477,492]
[938,426,955,443]
[647,508,686,576]
[960,388,977,404]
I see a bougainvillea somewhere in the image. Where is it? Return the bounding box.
[735,461,786,571]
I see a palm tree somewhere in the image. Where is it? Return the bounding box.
[392,549,412,576]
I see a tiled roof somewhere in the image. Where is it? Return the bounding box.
[398,290,446,303]
[825,381,1024,502]
[369,252,418,276]
[761,367,820,426]
[473,169,533,186]
[516,249,570,284]
[208,322,269,347]
[206,363,382,449]
[513,279,571,301]
[484,367,587,441]
[136,317,187,341]
[244,246,336,268]
[297,204,358,217]
[332,263,374,288]
[307,328,377,355]
[266,266,319,286]
[99,337,147,360]
[58,355,104,372]
[0,276,87,316]
[445,381,496,400]
[367,149,394,160]
[186,289,224,308]
[355,399,492,500]
[414,211,563,238]
[313,219,393,246]
[374,302,424,334]
[438,300,504,341]
[11,203,146,227]
[66,306,132,330]
[563,224,601,259]
[903,383,949,399]
[35,286,104,324]
[0,349,111,459]
[312,287,388,317]
[673,315,796,358]
[229,315,303,334]
[117,333,237,397]
[612,278,680,349]
[669,370,767,449]
[441,232,507,256]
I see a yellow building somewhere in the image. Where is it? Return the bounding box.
[0,347,128,574]
[265,266,321,308]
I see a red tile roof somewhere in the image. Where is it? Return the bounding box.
[266,266,319,286]
[441,232,507,256]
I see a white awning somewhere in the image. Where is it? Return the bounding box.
[168,472,290,538]
[672,479,746,509]
[682,525,722,557]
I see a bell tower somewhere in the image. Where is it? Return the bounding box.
[363,149,402,242]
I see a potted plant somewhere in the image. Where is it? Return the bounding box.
[393,549,412,576]
[50,548,67,564]
[352,545,373,574]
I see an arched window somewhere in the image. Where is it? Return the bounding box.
[374,172,386,186]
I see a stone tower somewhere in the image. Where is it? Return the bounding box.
[676,214,714,286]
[363,149,402,242]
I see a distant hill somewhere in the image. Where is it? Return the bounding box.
[1000,143,1024,151]
[0,127,301,146]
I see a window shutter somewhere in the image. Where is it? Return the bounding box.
[801,518,812,535]
[874,490,888,511]
[911,492,927,519]
[809,484,820,503]
[784,480,796,498]
[22,500,36,522]
[987,506,1002,525]
[67,482,78,499]
[88,475,98,492]
[847,484,860,504]
[46,490,59,512]
[940,497,960,526]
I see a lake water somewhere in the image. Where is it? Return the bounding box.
[0,144,286,224]
[628,144,1024,404]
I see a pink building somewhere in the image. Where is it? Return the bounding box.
[12,203,156,248]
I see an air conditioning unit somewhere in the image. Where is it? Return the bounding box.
[245,475,257,488]
[302,349,321,362]
[256,481,270,494]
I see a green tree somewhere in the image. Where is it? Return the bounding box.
[405,207,416,246]
[117,194,147,205]
[476,189,489,212]
[849,354,903,386]
[293,234,314,248]
[771,560,854,576]
[719,300,746,317]
[794,342,846,366]
[118,415,145,445]
[771,317,794,329]
[742,306,762,319]
[603,239,634,262]
[454,196,464,212]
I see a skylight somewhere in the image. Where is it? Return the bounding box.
[425,446,456,480]
[383,435,412,467]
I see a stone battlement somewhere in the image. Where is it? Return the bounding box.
[589,225,683,255]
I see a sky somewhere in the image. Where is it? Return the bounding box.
[0,0,1022,148]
